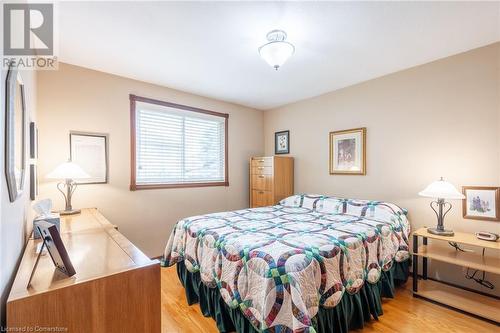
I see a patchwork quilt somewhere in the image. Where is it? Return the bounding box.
[163,194,410,333]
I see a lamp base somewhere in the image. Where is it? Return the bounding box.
[59,209,81,216]
[427,227,454,236]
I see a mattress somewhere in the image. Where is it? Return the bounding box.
[163,194,410,332]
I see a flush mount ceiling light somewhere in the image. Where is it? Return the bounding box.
[258,29,295,70]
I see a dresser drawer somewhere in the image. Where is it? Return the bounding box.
[251,166,273,175]
[251,174,272,191]
[251,157,273,167]
[252,190,273,207]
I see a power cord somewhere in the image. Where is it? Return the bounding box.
[448,244,494,289]
[465,267,494,290]
[447,242,473,252]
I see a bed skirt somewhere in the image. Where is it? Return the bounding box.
[175,260,409,333]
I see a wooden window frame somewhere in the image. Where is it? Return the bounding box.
[130,94,229,191]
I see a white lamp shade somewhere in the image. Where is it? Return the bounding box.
[46,161,91,180]
[418,179,465,200]
[259,41,295,70]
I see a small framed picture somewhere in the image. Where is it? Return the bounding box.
[70,131,109,184]
[329,127,366,175]
[462,186,500,221]
[29,122,38,159]
[30,164,38,201]
[275,130,290,154]
[33,221,76,279]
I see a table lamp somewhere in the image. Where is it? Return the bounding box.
[46,160,90,215]
[418,177,465,236]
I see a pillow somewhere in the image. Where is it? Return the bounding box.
[279,194,324,208]
[279,194,303,207]
[280,194,407,221]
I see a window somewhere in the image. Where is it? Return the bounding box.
[130,95,228,190]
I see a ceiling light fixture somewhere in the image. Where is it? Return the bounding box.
[258,30,295,70]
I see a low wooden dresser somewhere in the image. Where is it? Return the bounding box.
[250,156,294,207]
[7,208,161,333]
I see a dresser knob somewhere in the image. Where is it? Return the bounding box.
[258,175,264,178]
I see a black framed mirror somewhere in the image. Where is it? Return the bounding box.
[5,64,26,202]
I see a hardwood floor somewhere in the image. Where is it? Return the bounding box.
[161,266,499,333]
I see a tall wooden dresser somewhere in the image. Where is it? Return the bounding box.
[250,156,294,207]
[7,208,160,333]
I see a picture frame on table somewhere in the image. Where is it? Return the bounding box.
[329,127,366,175]
[70,131,109,184]
[275,130,290,155]
[462,186,500,221]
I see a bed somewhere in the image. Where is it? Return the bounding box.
[163,194,411,333]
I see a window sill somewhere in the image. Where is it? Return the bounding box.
[130,181,229,191]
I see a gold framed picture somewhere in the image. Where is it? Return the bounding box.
[329,127,366,175]
[462,186,500,221]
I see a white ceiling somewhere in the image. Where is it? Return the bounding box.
[58,1,500,110]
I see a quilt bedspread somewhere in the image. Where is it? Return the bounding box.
[163,194,410,332]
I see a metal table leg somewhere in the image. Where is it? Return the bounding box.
[412,234,418,292]
[422,237,428,280]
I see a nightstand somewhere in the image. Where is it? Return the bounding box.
[412,228,500,324]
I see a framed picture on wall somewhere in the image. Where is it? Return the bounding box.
[70,131,109,184]
[329,127,366,175]
[275,130,290,154]
[30,164,38,200]
[29,122,38,159]
[462,186,500,221]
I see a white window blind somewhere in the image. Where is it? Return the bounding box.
[135,101,226,186]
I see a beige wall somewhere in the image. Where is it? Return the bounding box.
[0,67,37,326]
[37,63,264,257]
[264,42,500,295]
